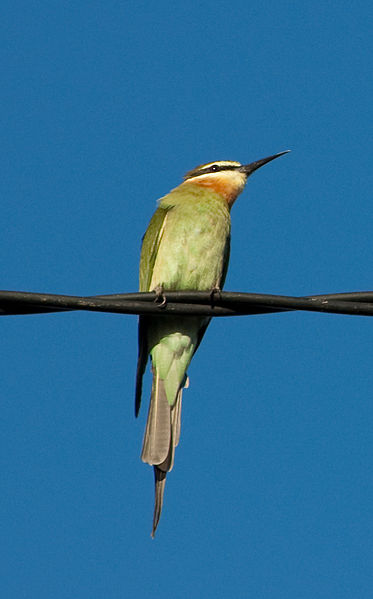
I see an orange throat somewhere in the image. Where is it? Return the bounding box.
[183,173,245,206]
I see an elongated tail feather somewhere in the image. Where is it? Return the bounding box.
[171,385,184,449]
[151,397,182,537]
[142,374,184,536]
[152,467,166,538]
[141,376,171,465]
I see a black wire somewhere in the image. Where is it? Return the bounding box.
[1,289,373,317]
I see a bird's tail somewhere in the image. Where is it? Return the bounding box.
[141,373,184,537]
[152,467,166,538]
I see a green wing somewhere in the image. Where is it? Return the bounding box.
[139,205,171,292]
[135,205,171,416]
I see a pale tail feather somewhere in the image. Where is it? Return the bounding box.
[170,390,182,452]
[141,375,171,465]
[151,390,183,537]
[142,373,185,537]
[172,375,188,449]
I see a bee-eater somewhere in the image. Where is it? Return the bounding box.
[136,151,289,536]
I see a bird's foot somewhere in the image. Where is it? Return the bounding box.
[210,286,222,307]
[153,286,167,308]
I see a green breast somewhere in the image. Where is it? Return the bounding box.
[140,184,231,292]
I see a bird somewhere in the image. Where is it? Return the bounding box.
[135,151,289,536]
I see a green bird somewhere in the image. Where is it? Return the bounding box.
[135,151,289,536]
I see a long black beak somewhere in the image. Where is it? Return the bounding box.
[239,150,290,176]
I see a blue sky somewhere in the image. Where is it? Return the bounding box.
[1,2,372,597]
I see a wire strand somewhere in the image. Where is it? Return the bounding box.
[1,289,373,317]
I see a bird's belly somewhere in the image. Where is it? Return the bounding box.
[150,218,228,291]
[152,248,220,290]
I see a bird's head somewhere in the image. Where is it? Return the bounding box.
[182,151,289,205]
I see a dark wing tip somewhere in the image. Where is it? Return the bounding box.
[135,385,142,417]
[135,316,148,417]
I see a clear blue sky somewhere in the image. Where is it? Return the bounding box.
[1,2,372,597]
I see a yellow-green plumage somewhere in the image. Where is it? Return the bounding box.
[143,185,231,396]
[137,184,231,536]
[135,152,289,536]
[142,185,231,295]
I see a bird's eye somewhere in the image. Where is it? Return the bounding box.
[210,165,219,172]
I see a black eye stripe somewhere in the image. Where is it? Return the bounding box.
[201,164,237,175]
[184,162,240,180]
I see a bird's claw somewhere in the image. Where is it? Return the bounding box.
[210,286,222,306]
[154,286,167,308]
